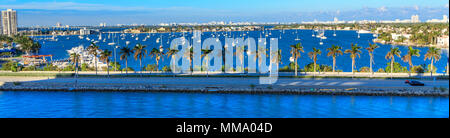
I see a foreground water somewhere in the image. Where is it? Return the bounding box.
[0,91,448,118]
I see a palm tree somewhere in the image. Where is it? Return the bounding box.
[201,49,213,77]
[424,47,441,78]
[234,45,246,72]
[344,43,362,77]
[100,49,112,77]
[87,42,101,75]
[276,49,282,64]
[70,53,80,77]
[402,46,420,77]
[290,43,304,76]
[365,43,379,76]
[326,45,343,72]
[149,48,164,72]
[308,47,322,77]
[166,48,180,77]
[255,46,268,73]
[133,43,147,77]
[385,47,401,79]
[120,46,133,75]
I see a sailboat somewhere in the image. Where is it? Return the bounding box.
[295,30,301,41]
[333,28,337,37]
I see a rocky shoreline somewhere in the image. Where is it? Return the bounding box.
[1,81,448,97]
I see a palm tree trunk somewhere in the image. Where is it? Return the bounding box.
[294,58,298,77]
[370,54,373,77]
[75,58,78,78]
[125,60,128,76]
[332,56,336,73]
[409,64,412,78]
[156,59,159,72]
[352,57,355,78]
[173,55,176,78]
[206,56,209,78]
[95,57,98,75]
[390,59,393,79]
[107,61,110,78]
[430,58,433,78]
[140,59,142,77]
[313,59,316,78]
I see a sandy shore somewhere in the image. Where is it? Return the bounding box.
[0,76,448,96]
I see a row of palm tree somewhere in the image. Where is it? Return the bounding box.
[289,42,442,78]
[81,42,443,78]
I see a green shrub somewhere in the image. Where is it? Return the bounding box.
[426,64,437,73]
[81,63,94,71]
[1,61,16,71]
[162,66,171,72]
[439,86,448,93]
[303,63,332,72]
[13,81,21,86]
[109,62,121,71]
[43,64,58,71]
[144,64,157,71]
[122,67,134,72]
[384,62,408,73]
[21,65,42,71]
[279,65,293,72]
[359,67,370,72]
[376,68,385,73]
[411,65,425,73]
[62,65,75,71]
[250,84,256,89]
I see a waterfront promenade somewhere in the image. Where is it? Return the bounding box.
[0,74,448,96]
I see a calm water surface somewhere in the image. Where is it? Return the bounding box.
[0,91,448,118]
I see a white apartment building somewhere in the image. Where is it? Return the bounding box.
[1,9,18,36]
[436,35,449,48]
[391,33,412,40]
[79,28,91,35]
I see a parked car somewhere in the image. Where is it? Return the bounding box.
[405,80,425,86]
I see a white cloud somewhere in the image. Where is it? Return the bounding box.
[378,6,387,12]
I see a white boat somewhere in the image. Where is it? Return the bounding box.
[357,30,371,34]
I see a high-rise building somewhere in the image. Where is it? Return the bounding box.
[56,22,62,27]
[411,14,420,23]
[1,9,18,36]
[443,15,448,23]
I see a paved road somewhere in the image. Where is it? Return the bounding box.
[1,77,448,89]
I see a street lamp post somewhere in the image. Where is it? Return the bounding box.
[114,45,119,72]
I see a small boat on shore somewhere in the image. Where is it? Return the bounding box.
[357,30,371,34]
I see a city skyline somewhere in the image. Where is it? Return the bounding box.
[0,0,449,26]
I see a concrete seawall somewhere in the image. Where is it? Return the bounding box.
[0,77,448,97]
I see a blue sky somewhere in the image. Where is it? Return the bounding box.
[0,0,448,26]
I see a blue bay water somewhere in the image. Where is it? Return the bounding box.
[0,91,447,118]
[33,29,449,72]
